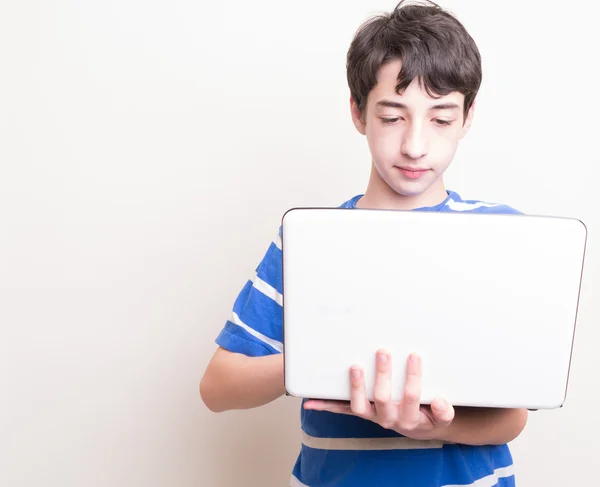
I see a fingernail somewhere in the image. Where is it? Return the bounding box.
[377,352,388,365]
[351,367,361,380]
[410,353,420,365]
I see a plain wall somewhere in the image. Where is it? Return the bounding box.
[1,1,598,486]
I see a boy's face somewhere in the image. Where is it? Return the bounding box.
[351,59,474,203]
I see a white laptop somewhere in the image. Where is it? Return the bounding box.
[281,207,587,410]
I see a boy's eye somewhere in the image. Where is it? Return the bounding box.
[434,119,453,126]
[381,117,401,124]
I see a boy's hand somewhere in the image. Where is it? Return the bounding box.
[303,350,455,440]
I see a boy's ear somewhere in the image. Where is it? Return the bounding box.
[460,98,476,139]
[350,96,366,135]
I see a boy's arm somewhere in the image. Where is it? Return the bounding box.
[202,227,287,413]
[200,347,285,412]
[437,406,528,445]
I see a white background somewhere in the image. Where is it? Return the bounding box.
[0,1,598,486]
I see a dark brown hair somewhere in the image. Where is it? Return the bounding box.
[347,0,482,120]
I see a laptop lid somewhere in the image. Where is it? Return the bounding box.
[281,207,586,409]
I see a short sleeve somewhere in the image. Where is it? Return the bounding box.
[215,227,284,357]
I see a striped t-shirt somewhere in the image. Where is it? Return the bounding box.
[215,191,522,487]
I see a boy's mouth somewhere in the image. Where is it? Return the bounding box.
[395,166,429,179]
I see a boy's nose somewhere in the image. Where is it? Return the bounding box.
[401,126,428,160]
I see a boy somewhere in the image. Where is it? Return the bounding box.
[200,1,528,486]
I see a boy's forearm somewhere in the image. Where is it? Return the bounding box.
[200,349,285,412]
[436,407,528,446]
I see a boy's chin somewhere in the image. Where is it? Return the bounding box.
[389,183,431,198]
[387,175,444,199]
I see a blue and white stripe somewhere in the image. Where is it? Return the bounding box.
[291,465,515,487]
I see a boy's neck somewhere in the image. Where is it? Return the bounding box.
[356,163,448,210]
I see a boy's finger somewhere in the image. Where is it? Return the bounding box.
[399,353,422,426]
[349,366,374,419]
[372,350,396,425]
[430,397,455,427]
[303,399,352,415]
